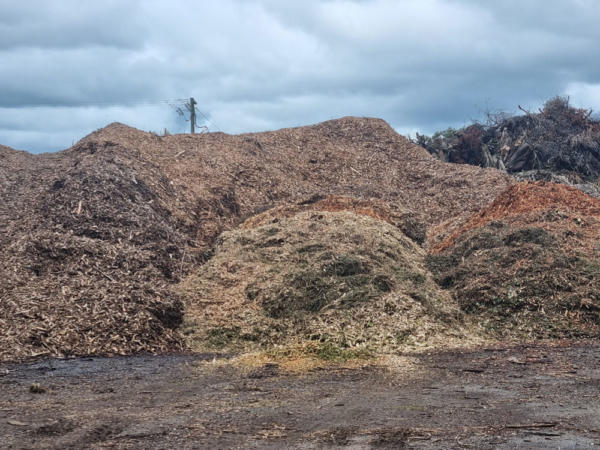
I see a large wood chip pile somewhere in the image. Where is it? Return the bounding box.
[0,117,511,361]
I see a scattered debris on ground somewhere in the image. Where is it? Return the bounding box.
[428,182,600,338]
[180,209,478,354]
[2,344,599,449]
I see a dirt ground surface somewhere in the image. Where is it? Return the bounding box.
[2,343,599,449]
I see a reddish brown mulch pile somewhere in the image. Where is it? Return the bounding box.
[0,117,511,362]
[433,181,600,253]
[428,182,600,338]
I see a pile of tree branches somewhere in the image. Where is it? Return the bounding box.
[416,96,600,180]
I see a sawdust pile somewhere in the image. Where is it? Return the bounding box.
[179,210,476,353]
[428,182,600,338]
[433,181,600,253]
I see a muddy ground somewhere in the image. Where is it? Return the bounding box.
[1,343,599,449]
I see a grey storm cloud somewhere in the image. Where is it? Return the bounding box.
[1,0,600,153]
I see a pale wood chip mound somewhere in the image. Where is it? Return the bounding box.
[179,210,480,353]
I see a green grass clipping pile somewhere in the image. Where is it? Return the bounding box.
[179,209,479,355]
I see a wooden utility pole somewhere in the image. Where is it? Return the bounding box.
[189,97,197,134]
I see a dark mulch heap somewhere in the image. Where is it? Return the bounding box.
[0,142,195,361]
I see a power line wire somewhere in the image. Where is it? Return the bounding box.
[195,108,221,132]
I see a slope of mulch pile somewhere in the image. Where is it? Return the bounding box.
[427,182,600,338]
[0,142,193,361]
[0,117,509,362]
[241,194,426,244]
[179,209,478,354]
[84,117,512,247]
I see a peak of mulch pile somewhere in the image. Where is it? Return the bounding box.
[433,181,600,253]
[428,182,600,338]
[0,117,509,362]
[86,117,512,246]
[241,194,426,244]
[179,210,477,353]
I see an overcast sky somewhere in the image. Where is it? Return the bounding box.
[2,0,600,153]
